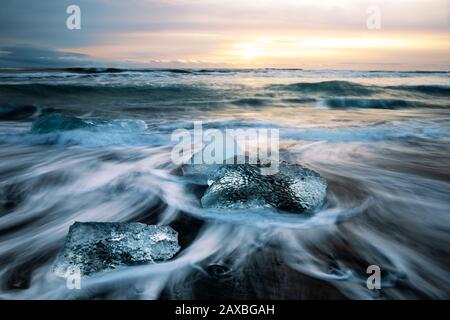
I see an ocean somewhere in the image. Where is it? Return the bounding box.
[0,68,449,299]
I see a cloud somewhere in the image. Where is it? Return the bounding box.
[0,0,448,68]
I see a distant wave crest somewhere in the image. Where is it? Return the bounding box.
[323,98,442,109]
[269,80,378,96]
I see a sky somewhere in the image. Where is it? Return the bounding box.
[0,0,449,69]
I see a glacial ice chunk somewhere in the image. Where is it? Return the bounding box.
[52,222,180,277]
[200,161,327,213]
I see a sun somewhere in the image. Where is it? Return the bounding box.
[238,42,263,60]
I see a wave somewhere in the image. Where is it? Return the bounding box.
[281,122,450,142]
[64,68,195,75]
[270,81,450,98]
[323,98,442,109]
[387,84,450,97]
[63,67,127,74]
[0,83,213,100]
[31,115,148,134]
[2,83,448,103]
[231,98,271,107]
[2,116,284,147]
[0,131,167,148]
[4,130,167,147]
[368,70,450,74]
[0,104,44,121]
[269,80,379,96]
[2,116,448,147]
[0,115,164,147]
[1,68,195,75]
[1,68,194,75]
[281,98,317,104]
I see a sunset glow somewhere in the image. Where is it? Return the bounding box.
[1,0,449,69]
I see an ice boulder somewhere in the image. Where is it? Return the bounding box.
[52,222,180,277]
[200,161,327,213]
